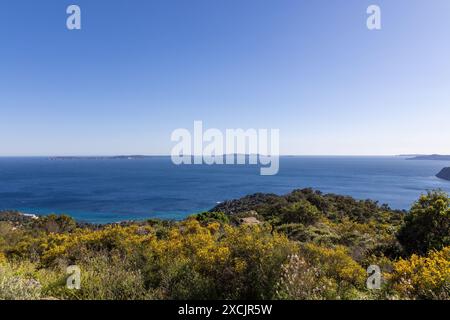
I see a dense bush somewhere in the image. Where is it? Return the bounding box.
[279,200,321,225]
[398,191,450,256]
[0,262,42,300]
[387,246,450,299]
[276,254,335,300]
[0,189,449,300]
[194,211,230,224]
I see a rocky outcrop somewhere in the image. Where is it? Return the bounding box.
[238,216,262,226]
[436,167,450,181]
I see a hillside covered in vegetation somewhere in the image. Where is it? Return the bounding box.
[0,188,449,300]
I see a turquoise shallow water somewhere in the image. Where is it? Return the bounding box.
[0,156,449,223]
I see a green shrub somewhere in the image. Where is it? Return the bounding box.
[195,211,229,224]
[398,190,450,255]
[276,254,335,300]
[280,200,321,225]
[54,253,153,300]
[0,263,42,300]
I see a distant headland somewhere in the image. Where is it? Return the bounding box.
[48,154,267,161]
[399,154,450,180]
[436,168,450,181]
[404,154,450,161]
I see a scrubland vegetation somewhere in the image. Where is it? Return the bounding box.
[0,189,449,300]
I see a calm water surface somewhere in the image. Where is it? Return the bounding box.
[0,156,449,223]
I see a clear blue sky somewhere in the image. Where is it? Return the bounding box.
[1,0,449,156]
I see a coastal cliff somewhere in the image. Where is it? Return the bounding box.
[436,167,450,181]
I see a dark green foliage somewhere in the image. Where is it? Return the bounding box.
[212,188,404,226]
[279,200,320,225]
[212,188,405,261]
[398,190,450,255]
[194,211,229,224]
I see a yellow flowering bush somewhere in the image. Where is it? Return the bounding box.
[299,243,366,299]
[301,243,366,285]
[388,246,450,299]
[1,189,447,300]
[0,252,6,265]
[144,219,296,299]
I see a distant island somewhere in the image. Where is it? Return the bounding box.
[405,154,450,160]
[48,154,266,161]
[436,167,450,181]
[49,155,159,160]
[401,154,450,180]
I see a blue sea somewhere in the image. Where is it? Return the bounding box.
[0,156,449,223]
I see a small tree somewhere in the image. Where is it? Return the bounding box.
[280,200,321,225]
[398,190,450,256]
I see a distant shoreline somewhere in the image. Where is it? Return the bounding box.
[47,155,403,161]
[0,154,430,158]
[405,154,450,161]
